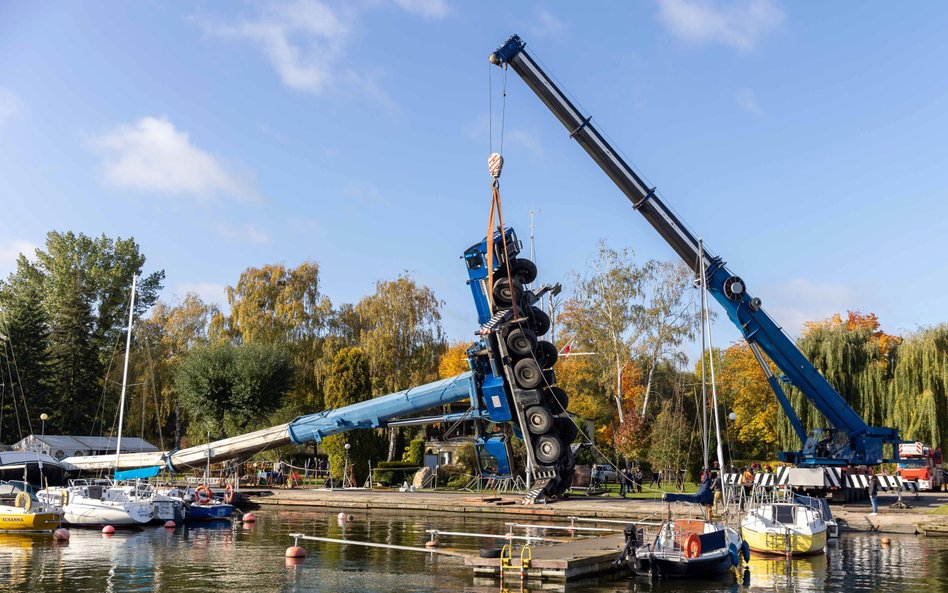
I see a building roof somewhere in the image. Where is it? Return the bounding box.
[13,435,159,453]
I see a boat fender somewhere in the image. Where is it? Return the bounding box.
[14,492,31,512]
[195,485,213,504]
[61,490,69,507]
[741,540,750,562]
[223,484,235,504]
[683,534,701,559]
[728,543,740,567]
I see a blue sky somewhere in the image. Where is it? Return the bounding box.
[1,1,946,355]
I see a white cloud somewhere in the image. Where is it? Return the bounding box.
[174,282,229,308]
[0,88,21,128]
[92,116,257,201]
[0,239,37,277]
[735,87,763,115]
[656,0,783,51]
[529,6,566,38]
[393,0,448,19]
[216,222,271,245]
[761,277,858,338]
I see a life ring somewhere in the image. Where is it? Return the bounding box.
[223,483,235,504]
[14,492,32,512]
[195,485,213,504]
[683,533,702,559]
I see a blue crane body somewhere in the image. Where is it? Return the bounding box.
[66,225,574,500]
[490,34,904,467]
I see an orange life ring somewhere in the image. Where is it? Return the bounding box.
[223,483,235,504]
[683,533,702,559]
[195,485,213,504]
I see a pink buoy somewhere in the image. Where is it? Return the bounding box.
[285,556,305,567]
[53,528,70,541]
[285,546,307,558]
[102,525,115,535]
[337,512,348,521]
[242,513,257,523]
[164,520,176,529]
[425,539,440,548]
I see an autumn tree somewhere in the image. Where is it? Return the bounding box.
[560,243,653,424]
[647,399,690,474]
[217,262,335,410]
[438,341,471,379]
[354,275,445,459]
[320,348,384,484]
[891,325,948,449]
[715,341,781,459]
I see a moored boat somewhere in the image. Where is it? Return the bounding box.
[39,481,154,527]
[0,481,62,532]
[741,488,827,556]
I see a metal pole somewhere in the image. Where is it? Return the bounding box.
[697,243,709,470]
[115,274,137,472]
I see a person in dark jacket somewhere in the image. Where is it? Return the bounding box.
[869,472,879,514]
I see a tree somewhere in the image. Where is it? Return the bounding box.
[647,399,689,474]
[891,325,948,449]
[320,348,384,484]
[715,342,781,459]
[0,277,50,440]
[175,342,293,439]
[218,262,335,410]
[438,341,471,379]
[560,243,653,424]
[354,275,445,459]
[637,261,700,419]
[0,231,163,435]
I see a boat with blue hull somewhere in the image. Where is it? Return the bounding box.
[188,501,234,521]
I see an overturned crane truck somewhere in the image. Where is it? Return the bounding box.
[490,34,917,501]
[64,227,576,504]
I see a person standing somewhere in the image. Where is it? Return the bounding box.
[869,472,879,515]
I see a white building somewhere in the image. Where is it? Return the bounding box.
[12,435,159,461]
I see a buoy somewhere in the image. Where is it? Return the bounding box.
[164,520,176,529]
[53,528,70,542]
[881,537,891,546]
[242,512,257,523]
[102,525,115,535]
[425,539,440,548]
[285,546,307,558]
[285,556,305,567]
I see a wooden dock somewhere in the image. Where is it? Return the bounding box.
[464,534,627,581]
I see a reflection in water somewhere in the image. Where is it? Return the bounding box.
[2,510,948,592]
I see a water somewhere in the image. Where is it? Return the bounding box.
[2,509,946,592]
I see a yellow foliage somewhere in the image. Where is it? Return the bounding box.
[715,342,781,456]
[438,341,472,379]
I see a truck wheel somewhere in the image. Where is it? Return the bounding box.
[513,358,543,389]
[543,386,569,411]
[535,340,558,368]
[506,327,538,357]
[525,406,554,435]
[534,435,563,465]
[528,307,551,336]
[492,277,523,309]
[556,415,579,444]
[510,258,538,284]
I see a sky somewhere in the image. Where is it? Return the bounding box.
[1,1,946,359]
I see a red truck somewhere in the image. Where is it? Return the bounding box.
[897,442,944,491]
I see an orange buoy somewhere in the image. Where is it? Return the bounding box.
[285,556,305,567]
[242,512,257,523]
[425,539,440,548]
[881,537,891,546]
[164,520,176,529]
[285,546,307,558]
[102,525,115,535]
[53,528,70,542]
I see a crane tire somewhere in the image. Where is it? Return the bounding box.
[528,307,551,336]
[543,386,569,411]
[535,340,558,368]
[506,327,538,358]
[525,406,554,435]
[533,435,563,465]
[509,258,538,284]
[556,415,579,444]
[492,277,523,309]
[513,358,543,389]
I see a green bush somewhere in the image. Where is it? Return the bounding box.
[405,439,425,466]
[374,460,422,486]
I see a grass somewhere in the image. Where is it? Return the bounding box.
[565,481,700,500]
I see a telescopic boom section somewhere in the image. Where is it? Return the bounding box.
[491,35,901,465]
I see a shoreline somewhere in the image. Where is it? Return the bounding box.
[241,487,948,535]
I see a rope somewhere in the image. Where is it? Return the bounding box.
[484,154,519,318]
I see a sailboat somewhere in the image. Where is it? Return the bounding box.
[741,487,828,556]
[620,241,749,579]
[39,276,157,527]
[0,481,62,531]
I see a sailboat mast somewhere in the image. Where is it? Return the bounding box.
[698,242,709,470]
[115,275,137,472]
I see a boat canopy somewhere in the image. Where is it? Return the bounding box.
[114,466,161,480]
[664,478,714,506]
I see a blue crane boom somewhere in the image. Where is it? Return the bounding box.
[490,34,902,466]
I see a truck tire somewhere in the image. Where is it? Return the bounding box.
[492,277,523,309]
[513,358,543,389]
[556,414,579,444]
[535,340,558,368]
[543,386,569,412]
[506,327,538,357]
[510,258,538,284]
[525,406,554,435]
[528,307,551,336]
[534,434,563,465]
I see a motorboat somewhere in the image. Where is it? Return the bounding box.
[0,481,62,532]
[159,484,233,521]
[741,488,828,555]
